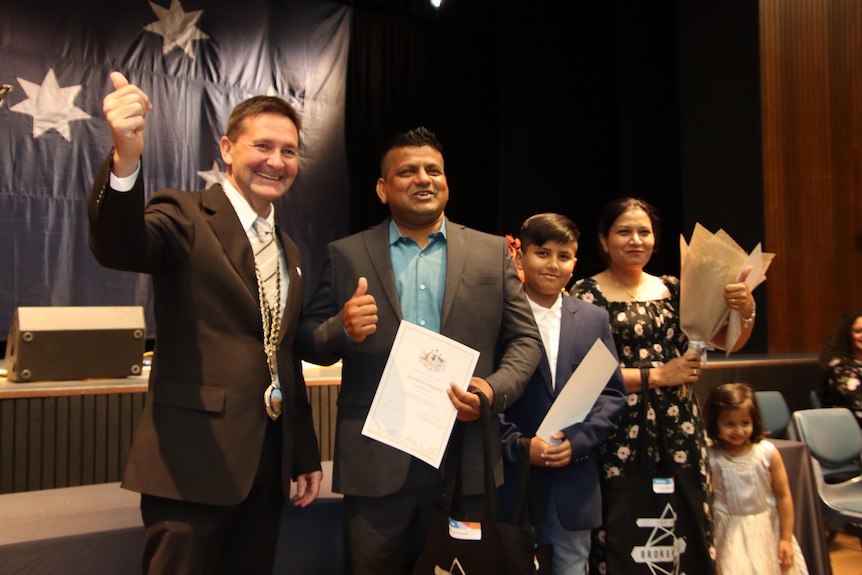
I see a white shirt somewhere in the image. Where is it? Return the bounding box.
[221,179,289,312]
[527,293,562,388]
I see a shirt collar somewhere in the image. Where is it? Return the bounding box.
[222,179,275,235]
[388,217,448,246]
[527,292,563,317]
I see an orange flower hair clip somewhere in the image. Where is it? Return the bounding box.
[505,234,525,283]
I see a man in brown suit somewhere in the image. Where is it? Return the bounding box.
[297,127,543,575]
[88,72,322,575]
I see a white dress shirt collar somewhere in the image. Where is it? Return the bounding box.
[527,293,563,388]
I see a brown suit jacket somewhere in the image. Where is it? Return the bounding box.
[297,217,542,497]
[88,155,321,506]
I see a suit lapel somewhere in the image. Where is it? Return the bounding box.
[441,220,466,327]
[202,185,260,303]
[365,219,402,321]
[554,296,580,395]
[537,351,554,395]
[201,185,302,343]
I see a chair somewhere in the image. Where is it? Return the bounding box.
[792,407,862,543]
[755,390,792,439]
[810,388,829,408]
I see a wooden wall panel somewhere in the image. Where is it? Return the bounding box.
[0,395,133,493]
[0,401,12,493]
[698,355,819,413]
[760,0,862,352]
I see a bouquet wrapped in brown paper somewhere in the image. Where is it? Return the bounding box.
[680,223,775,359]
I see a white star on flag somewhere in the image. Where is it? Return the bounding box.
[10,69,92,141]
[144,0,210,59]
[244,83,306,109]
[243,86,282,100]
[197,160,226,187]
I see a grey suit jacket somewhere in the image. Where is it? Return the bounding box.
[88,155,321,506]
[297,217,542,497]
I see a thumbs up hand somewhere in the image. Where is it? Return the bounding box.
[343,277,378,342]
[103,71,153,178]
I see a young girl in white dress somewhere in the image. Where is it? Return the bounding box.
[703,383,808,575]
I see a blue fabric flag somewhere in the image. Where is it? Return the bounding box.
[0,0,351,336]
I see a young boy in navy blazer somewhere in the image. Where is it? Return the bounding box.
[499,213,626,575]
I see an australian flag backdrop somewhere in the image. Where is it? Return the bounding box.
[0,0,351,339]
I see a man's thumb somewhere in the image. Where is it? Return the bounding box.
[354,277,368,297]
[110,71,130,91]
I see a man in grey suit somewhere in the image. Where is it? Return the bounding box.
[297,127,543,575]
[88,72,322,575]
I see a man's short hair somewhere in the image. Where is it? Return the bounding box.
[379,126,442,176]
[225,96,302,140]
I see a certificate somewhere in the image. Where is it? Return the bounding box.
[535,338,619,444]
[361,320,480,468]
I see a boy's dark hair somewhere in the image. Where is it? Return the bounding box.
[225,96,302,140]
[380,127,443,176]
[519,213,580,250]
[703,382,766,443]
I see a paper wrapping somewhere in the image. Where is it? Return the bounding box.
[680,223,775,358]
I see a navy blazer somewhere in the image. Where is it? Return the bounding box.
[499,295,626,530]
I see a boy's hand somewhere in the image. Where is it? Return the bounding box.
[531,432,572,468]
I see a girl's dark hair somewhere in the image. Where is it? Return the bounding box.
[818,311,862,370]
[519,213,580,250]
[596,197,661,265]
[703,382,766,443]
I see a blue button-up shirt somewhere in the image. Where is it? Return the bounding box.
[389,218,447,333]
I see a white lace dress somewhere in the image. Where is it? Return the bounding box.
[708,441,809,575]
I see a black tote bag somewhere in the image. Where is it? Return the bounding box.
[515,437,554,575]
[602,370,716,575]
[412,392,549,575]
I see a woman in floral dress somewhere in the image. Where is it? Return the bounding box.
[818,311,862,427]
[571,197,756,574]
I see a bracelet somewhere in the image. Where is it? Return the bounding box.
[640,367,651,391]
[742,303,756,328]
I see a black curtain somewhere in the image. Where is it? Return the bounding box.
[343,0,766,352]
[345,0,448,233]
[346,0,681,281]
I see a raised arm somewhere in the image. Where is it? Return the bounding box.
[103,72,152,177]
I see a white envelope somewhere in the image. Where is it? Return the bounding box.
[535,338,619,444]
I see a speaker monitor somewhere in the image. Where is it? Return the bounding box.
[4,306,146,382]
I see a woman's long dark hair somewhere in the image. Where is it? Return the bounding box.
[818,311,862,370]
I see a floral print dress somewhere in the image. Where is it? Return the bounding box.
[572,276,716,574]
[824,357,862,427]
